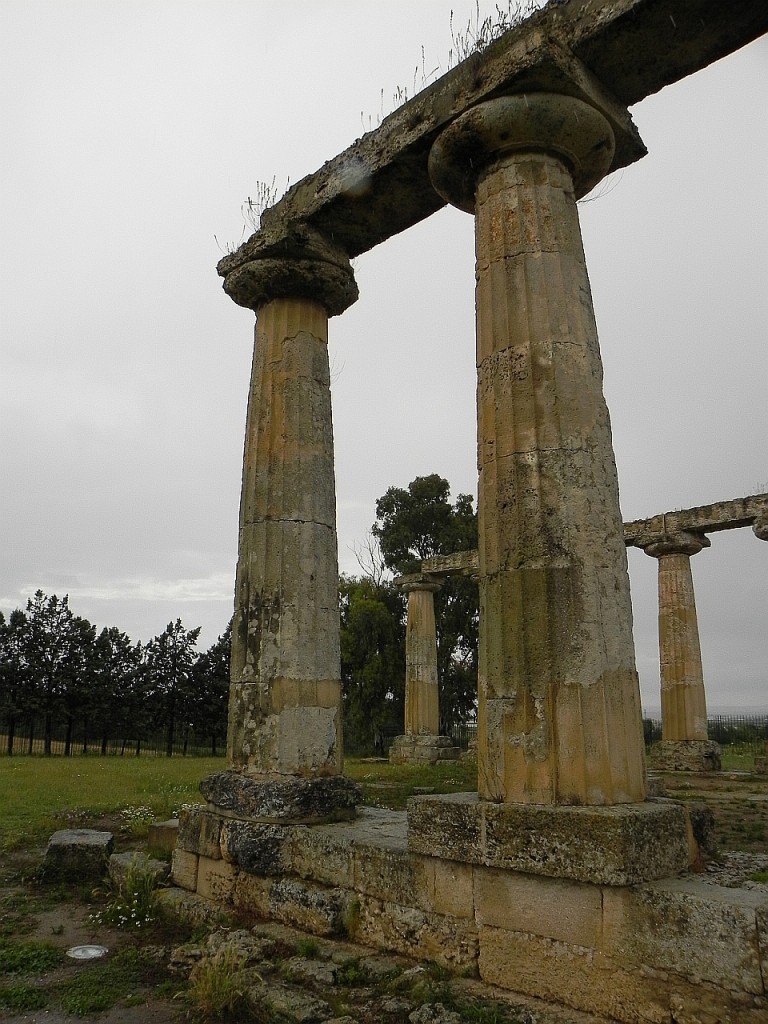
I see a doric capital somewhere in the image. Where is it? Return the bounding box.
[395,573,443,595]
[428,92,615,212]
[218,222,358,316]
[641,531,711,559]
[753,513,768,542]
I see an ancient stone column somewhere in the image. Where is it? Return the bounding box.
[201,224,362,821]
[642,531,720,771]
[389,575,459,764]
[429,94,646,806]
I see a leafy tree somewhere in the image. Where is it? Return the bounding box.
[191,618,231,756]
[141,619,201,757]
[372,474,477,573]
[59,613,98,756]
[372,474,479,733]
[339,576,406,755]
[21,591,96,755]
[0,609,29,755]
[92,626,142,754]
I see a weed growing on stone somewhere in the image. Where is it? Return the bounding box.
[294,937,320,958]
[186,945,251,1018]
[335,958,371,987]
[90,856,158,930]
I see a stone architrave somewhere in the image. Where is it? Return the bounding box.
[428,93,646,807]
[641,530,720,772]
[211,224,362,822]
[389,575,459,765]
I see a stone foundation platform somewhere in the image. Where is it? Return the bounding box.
[388,734,460,765]
[649,739,722,772]
[172,802,768,1023]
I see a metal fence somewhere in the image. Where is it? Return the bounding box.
[643,714,768,755]
[0,723,224,758]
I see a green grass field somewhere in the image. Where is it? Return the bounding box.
[0,756,221,851]
[0,754,480,853]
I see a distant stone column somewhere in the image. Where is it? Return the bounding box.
[390,575,459,764]
[642,531,720,772]
[753,513,768,541]
[202,224,362,822]
[429,94,646,806]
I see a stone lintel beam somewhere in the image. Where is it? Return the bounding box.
[624,493,768,548]
[421,551,480,578]
[217,0,765,272]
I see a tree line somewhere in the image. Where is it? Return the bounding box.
[0,595,230,757]
[1,475,479,757]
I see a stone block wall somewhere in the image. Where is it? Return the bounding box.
[173,804,768,1023]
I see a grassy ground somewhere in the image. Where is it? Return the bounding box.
[0,756,220,852]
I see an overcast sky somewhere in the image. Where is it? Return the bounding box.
[1,1,766,712]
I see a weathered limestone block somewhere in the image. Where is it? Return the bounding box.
[478,927,670,1024]
[418,858,474,921]
[474,867,602,947]
[389,734,460,765]
[171,848,199,892]
[353,898,478,971]
[197,856,237,904]
[291,826,355,889]
[200,771,361,824]
[408,793,689,884]
[146,818,179,854]
[429,92,646,807]
[649,739,721,772]
[267,877,349,936]
[351,841,420,906]
[44,829,114,881]
[220,819,292,876]
[602,878,766,995]
[177,806,222,858]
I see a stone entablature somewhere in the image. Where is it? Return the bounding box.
[215,0,767,272]
[624,492,768,547]
[421,492,768,581]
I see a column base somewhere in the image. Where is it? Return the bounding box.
[407,793,690,885]
[199,770,362,824]
[389,734,461,765]
[649,740,721,772]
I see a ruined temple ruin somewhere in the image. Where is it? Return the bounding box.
[172,2,768,1020]
[420,493,768,773]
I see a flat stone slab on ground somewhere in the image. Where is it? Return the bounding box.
[44,829,114,881]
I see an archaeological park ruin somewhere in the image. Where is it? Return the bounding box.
[170,1,768,1021]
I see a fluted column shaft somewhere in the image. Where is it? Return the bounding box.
[228,298,342,774]
[222,225,358,779]
[429,94,646,806]
[403,579,442,736]
[643,532,709,743]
